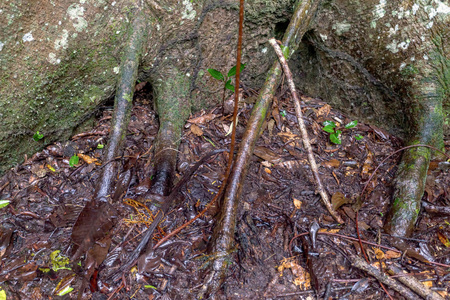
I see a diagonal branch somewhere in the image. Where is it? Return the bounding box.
[269,38,344,224]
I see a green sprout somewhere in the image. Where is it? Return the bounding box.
[322,120,360,145]
[33,131,44,141]
[69,155,79,167]
[207,63,246,109]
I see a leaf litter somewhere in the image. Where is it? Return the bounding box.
[0,84,449,299]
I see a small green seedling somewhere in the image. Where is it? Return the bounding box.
[97,143,104,149]
[207,63,246,92]
[69,155,79,167]
[207,64,246,109]
[280,110,287,117]
[322,120,360,144]
[33,131,44,141]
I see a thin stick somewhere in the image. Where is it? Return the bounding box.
[269,38,344,224]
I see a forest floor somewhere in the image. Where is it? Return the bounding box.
[0,84,449,300]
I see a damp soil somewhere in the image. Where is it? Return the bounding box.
[0,83,449,299]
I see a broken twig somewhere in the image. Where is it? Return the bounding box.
[269,38,344,224]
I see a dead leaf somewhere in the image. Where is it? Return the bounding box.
[331,192,351,210]
[316,104,331,118]
[373,248,385,260]
[277,131,299,147]
[78,153,98,165]
[318,228,340,234]
[437,231,450,247]
[264,167,271,174]
[277,257,311,290]
[31,164,47,178]
[187,113,218,124]
[261,161,271,168]
[253,146,284,164]
[361,148,374,179]
[190,124,203,136]
[322,159,340,168]
[135,81,147,91]
[267,119,275,137]
[293,198,302,209]
[385,250,401,259]
[272,97,282,130]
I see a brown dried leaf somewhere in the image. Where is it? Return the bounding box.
[267,119,275,137]
[361,148,374,179]
[385,250,401,259]
[322,159,340,168]
[293,198,302,209]
[373,248,385,260]
[316,104,331,118]
[438,231,450,247]
[187,113,218,124]
[331,192,351,210]
[253,146,283,164]
[190,124,203,136]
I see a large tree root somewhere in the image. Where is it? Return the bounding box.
[70,7,147,260]
[199,1,320,298]
[384,30,447,237]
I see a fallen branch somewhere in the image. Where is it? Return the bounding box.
[387,264,445,300]
[269,38,344,224]
[349,255,422,300]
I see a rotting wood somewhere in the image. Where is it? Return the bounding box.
[269,38,344,224]
[70,6,147,260]
[199,1,320,298]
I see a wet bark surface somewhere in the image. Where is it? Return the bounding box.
[1,85,449,299]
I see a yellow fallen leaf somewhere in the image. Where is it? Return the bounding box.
[78,153,98,164]
[293,198,302,209]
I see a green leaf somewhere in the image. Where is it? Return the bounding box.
[33,131,44,141]
[69,155,79,167]
[57,286,74,296]
[225,79,235,92]
[280,45,289,59]
[207,68,224,81]
[330,131,342,144]
[144,285,157,290]
[323,120,336,127]
[345,120,358,129]
[322,125,336,133]
[0,289,6,300]
[227,63,246,77]
[355,134,364,140]
[280,110,286,117]
[97,144,104,149]
[0,200,10,209]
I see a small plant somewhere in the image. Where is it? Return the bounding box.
[207,64,246,109]
[322,120,361,144]
[69,155,79,167]
[33,131,44,141]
